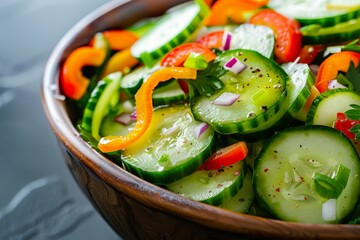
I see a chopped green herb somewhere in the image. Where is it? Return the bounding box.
[186,60,227,97]
[341,39,360,53]
[336,61,360,93]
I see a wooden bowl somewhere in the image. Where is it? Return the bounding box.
[41,0,360,239]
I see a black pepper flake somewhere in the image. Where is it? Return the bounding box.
[261,105,268,111]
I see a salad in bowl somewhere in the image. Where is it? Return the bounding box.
[46,0,360,237]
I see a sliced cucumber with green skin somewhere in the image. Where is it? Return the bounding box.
[167,160,245,206]
[230,23,275,59]
[100,113,134,137]
[269,0,360,27]
[121,104,216,185]
[254,125,360,223]
[306,89,360,126]
[120,63,161,96]
[282,63,315,121]
[130,1,209,68]
[152,80,187,106]
[81,72,122,140]
[99,100,136,137]
[301,17,360,45]
[219,167,254,213]
[192,49,290,135]
[126,17,159,37]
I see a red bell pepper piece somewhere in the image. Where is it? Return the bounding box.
[199,141,248,170]
[334,112,360,139]
[249,9,302,63]
[298,45,323,64]
[315,51,360,93]
[196,30,224,49]
[60,46,106,100]
[160,43,217,67]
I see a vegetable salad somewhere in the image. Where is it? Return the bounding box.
[59,0,360,224]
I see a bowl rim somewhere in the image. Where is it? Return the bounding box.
[41,0,360,238]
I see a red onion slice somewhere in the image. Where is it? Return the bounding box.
[222,31,232,51]
[223,57,246,74]
[213,92,240,106]
[195,122,209,138]
[130,110,137,120]
[114,113,133,125]
[328,79,347,90]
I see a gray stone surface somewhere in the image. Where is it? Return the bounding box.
[0,0,121,239]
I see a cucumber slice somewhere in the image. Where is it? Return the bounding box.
[219,167,255,213]
[230,23,275,59]
[126,17,159,37]
[269,0,360,27]
[166,160,245,206]
[120,64,161,96]
[282,63,315,121]
[152,80,187,106]
[121,104,216,185]
[130,1,209,67]
[192,49,290,135]
[306,89,360,126]
[254,125,360,223]
[301,17,360,45]
[100,114,134,137]
[81,72,122,140]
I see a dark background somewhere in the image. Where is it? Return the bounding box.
[0,0,121,239]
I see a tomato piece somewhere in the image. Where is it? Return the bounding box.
[60,46,106,100]
[89,30,138,51]
[160,43,217,67]
[315,51,360,93]
[197,30,224,49]
[249,9,302,63]
[207,0,264,26]
[199,141,248,170]
[334,112,360,139]
[298,45,323,64]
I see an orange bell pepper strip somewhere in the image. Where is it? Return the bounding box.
[161,43,217,67]
[98,67,197,152]
[101,48,139,77]
[89,30,139,51]
[207,0,267,26]
[315,51,360,93]
[60,46,106,100]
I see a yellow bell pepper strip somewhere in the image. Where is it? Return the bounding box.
[60,47,106,100]
[89,30,139,51]
[101,48,139,77]
[98,67,197,152]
